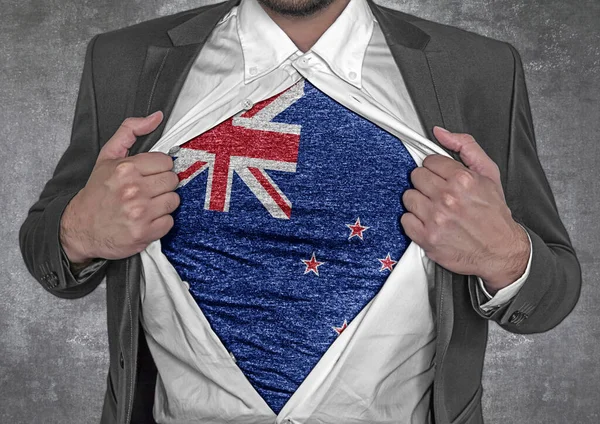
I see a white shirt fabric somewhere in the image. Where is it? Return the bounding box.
[139,0,533,422]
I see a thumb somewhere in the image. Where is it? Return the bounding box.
[97,111,163,161]
[433,126,501,187]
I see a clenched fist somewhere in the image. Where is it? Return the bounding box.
[60,111,180,265]
[400,126,530,294]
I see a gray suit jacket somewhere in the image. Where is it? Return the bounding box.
[19,0,582,423]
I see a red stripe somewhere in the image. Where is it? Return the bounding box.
[209,156,230,211]
[249,167,292,219]
[177,161,206,181]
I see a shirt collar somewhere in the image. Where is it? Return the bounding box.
[237,0,375,88]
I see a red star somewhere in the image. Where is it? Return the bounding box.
[378,253,397,272]
[333,319,348,335]
[346,217,370,240]
[302,252,325,276]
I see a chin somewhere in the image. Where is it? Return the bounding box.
[257,0,336,17]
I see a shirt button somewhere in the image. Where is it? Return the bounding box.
[242,99,254,110]
[249,66,258,76]
[168,145,180,156]
[299,57,308,66]
[348,71,358,80]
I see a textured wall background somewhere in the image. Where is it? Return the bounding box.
[1,0,598,422]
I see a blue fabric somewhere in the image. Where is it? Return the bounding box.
[161,79,417,413]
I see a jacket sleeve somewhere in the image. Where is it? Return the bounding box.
[19,34,109,299]
[468,42,582,333]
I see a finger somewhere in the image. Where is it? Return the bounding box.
[147,191,180,221]
[142,171,179,198]
[401,188,432,222]
[147,214,175,242]
[131,152,174,176]
[97,111,163,161]
[421,154,464,180]
[433,127,501,186]
[400,212,426,244]
[409,166,446,199]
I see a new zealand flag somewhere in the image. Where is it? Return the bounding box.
[161,79,417,413]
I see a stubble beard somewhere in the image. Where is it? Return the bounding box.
[256,0,336,17]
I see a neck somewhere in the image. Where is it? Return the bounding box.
[258,0,351,52]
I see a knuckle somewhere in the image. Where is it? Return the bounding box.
[463,133,476,143]
[156,174,170,190]
[400,212,409,226]
[163,173,179,190]
[453,169,474,189]
[132,244,147,255]
[114,161,136,177]
[167,171,180,189]
[432,210,447,227]
[172,192,181,207]
[130,233,144,245]
[426,229,440,246]
[150,151,172,165]
[424,248,437,262]
[422,155,434,168]
[164,192,181,212]
[401,189,411,203]
[399,212,406,223]
[402,191,414,210]
[164,215,175,231]
[441,192,457,208]
[164,154,174,169]
[119,183,140,201]
[121,117,136,128]
[135,152,152,163]
[155,216,174,239]
[125,204,145,221]
[490,162,501,178]
[163,201,175,214]
[129,226,146,243]
[410,167,421,179]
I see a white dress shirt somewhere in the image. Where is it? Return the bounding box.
[139,0,533,422]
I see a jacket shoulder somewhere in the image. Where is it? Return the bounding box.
[379,5,516,69]
[91,1,224,56]
[396,8,520,105]
[79,3,227,143]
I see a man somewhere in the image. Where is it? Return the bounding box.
[19,0,581,423]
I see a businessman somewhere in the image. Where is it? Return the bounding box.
[19,0,582,423]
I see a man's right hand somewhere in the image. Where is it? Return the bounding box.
[60,111,181,265]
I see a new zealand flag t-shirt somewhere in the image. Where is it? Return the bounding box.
[160,78,417,413]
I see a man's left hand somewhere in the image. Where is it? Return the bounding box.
[400,126,530,294]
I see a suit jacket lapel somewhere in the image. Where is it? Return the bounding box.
[367,0,464,159]
[129,0,240,156]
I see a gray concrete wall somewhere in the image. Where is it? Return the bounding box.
[1,0,598,423]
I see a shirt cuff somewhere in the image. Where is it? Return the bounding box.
[477,223,533,312]
[60,244,107,282]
